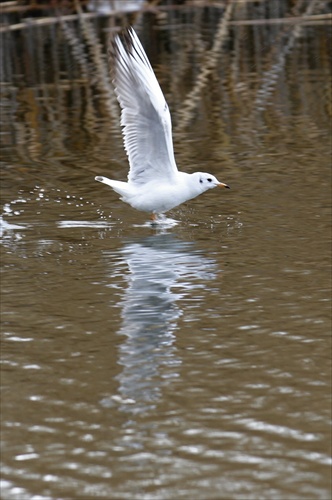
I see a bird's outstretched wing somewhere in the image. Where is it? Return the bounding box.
[110,28,178,185]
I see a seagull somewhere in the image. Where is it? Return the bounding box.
[95,27,229,221]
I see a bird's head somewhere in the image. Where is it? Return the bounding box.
[193,172,230,192]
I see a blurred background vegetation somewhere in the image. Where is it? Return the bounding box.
[0,0,331,166]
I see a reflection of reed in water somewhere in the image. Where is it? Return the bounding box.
[0,1,330,161]
[103,234,217,414]
[73,1,116,115]
[175,1,234,132]
[253,0,321,112]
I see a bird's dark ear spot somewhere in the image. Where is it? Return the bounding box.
[199,178,203,184]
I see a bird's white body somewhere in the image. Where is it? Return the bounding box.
[95,28,229,218]
[96,171,221,214]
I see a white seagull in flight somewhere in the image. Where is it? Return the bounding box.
[95,27,229,221]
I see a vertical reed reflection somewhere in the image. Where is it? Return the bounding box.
[0,2,330,162]
[253,0,321,113]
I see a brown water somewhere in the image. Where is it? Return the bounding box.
[1,6,331,500]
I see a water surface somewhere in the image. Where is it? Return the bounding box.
[0,5,331,500]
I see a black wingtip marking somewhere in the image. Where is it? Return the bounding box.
[108,26,150,72]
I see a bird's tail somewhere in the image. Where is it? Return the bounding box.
[95,176,131,199]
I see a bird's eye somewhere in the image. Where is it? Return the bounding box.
[207,178,212,182]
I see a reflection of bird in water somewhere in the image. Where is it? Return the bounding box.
[102,234,217,414]
[95,28,229,221]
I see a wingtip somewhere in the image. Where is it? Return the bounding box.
[108,27,132,78]
[109,26,134,55]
